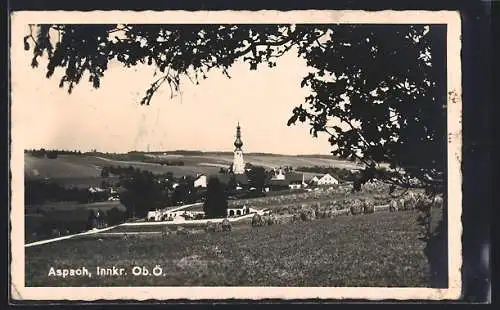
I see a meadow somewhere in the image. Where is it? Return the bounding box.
[25,208,440,287]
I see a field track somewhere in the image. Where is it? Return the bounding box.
[24,225,119,248]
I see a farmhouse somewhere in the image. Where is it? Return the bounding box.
[217,173,250,190]
[271,168,286,180]
[88,186,105,193]
[268,172,304,191]
[309,176,320,184]
[161,210,204,221]
[194,174,207,188]
[147,209,163,221]
[316,173,339,186]
[227,205,251,217]
[288,181,302,190]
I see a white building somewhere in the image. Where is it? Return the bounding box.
[232,122,245,174]
[194,174,207,188]
[147,209,163,221]
[227,205,251,217]
[317,173,339,186]
[271,168,286,180]
[309,176,320,184]
[289,174,308,190]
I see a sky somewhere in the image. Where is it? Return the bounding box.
[12,26,335,156]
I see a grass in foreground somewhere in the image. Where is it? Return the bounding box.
[25,209,441,287]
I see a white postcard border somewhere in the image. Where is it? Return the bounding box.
[10,10,462,301]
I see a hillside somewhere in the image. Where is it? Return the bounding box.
[24,153,363,187]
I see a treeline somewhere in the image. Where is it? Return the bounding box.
[95,152,186,166]
[25,148,83,158]
[26,206,128,242]
[295,154,341,159]
[101,165,201,216]
[166,150,204,155]
[148,159,185,166]
[25,180,111,205]
[295,166,360,181]
[101,165,142,177]
[94,152,147,162]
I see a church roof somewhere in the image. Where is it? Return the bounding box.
[234,123,243,149]
[268,172,303,186]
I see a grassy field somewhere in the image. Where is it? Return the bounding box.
[25,209,441,287]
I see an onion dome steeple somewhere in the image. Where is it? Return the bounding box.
[234,122,243,150]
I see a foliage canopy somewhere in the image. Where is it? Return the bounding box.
[25,23,447,191]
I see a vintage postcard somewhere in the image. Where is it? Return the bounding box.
[10,10,462,301]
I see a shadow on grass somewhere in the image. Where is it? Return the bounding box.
[423,209,448,288]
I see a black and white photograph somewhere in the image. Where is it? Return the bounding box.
[10,10,462,300]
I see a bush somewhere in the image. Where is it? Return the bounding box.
[433,195,444,208]
[317,210,327,219]
[389,200,398,212]
[221,218,232,232]
[205,221,216,232]
[251,213,265,227]
[267,214,278,225]
[363,200,375,214]
[350,200,363,215]
[416,197,433,212]
[215,222,224,232]
[106,207,126,226]
[300,208,316,221]
[46,151,58,159]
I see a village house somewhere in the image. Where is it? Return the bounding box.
[227,205,251,217]
[309,173,339,186]
[288,180,303,190]
[194,174,207,188]
[268,171,304,191]
[309,176,320,184]
[216,173,250,190]
[271,167,286,180]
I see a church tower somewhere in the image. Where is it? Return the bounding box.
[233,122,245,174]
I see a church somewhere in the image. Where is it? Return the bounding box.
[232,122,245,174]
